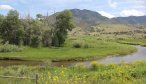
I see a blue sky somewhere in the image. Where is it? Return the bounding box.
[0,0,146,18]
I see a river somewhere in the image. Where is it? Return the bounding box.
[52,45,146,66]
[0,45,146,67]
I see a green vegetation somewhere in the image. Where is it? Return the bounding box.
[0,42,23,52]
[116,39,146,46]
[1,61,146,84]
[0,10,23,46]
[0,20,140,61]
[0,10,74,48]
[0,38,136,61]
[52,10,74,47]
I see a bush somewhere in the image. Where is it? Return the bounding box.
[83,43,91,48]
[72,42,82,48]
[0,42,23,52]
[72,40,94,48]
[90,61,104,70]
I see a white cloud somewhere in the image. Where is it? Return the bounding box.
[108,0,117,8]
[120,9,145,17]
[98,11,115,18]
[44,0,93,5]
[120,0,146,9]
[0,5,14,10]
[135,0,146,5]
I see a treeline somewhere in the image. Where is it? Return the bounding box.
[0,10,74,47]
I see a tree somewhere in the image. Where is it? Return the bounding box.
[16,26,24,46]
[21,14,33,46]
[0,14,5,26]
[0,15,5,36]
[36,14,43,21]
[52,34,59,47]
[42,30,52,47]
[30,20,43,47]
[22,14,52,48]
[0,10,24,45]
[22,18,43,47]
[52,10,75,47]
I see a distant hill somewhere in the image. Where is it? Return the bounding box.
[46,9,146,29]
[46,9,108,29]
[109,16,146,25]
[70,9,108,29]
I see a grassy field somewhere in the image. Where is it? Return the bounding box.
[116,39,146,46]
[1,61,146,84]
[0,36,137,61]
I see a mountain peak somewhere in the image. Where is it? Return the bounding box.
[69,9,109,28]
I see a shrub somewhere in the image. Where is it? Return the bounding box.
[73,63,86,72]
[83,43,92,48]
[72,42,82,48]
[90,61,104,70]
[0,42,23,52]
[72,41,94,48]
[17,66,30,76]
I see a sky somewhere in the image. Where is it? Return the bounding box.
[0,0,146,18]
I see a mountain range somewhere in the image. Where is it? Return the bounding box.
[47,9,146,28]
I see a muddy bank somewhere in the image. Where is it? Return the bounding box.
[0,57,46,67]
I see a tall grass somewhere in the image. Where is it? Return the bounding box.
[72,40,93,48]
[0,42,23,52]
[1,61,146,84]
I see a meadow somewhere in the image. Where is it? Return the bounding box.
[1,61,146,84]
[0,36,137,61]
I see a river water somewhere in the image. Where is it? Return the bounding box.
[96,45,146,63]
[52,45,146,66]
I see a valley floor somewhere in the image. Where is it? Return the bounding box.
[0,35,146,84]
